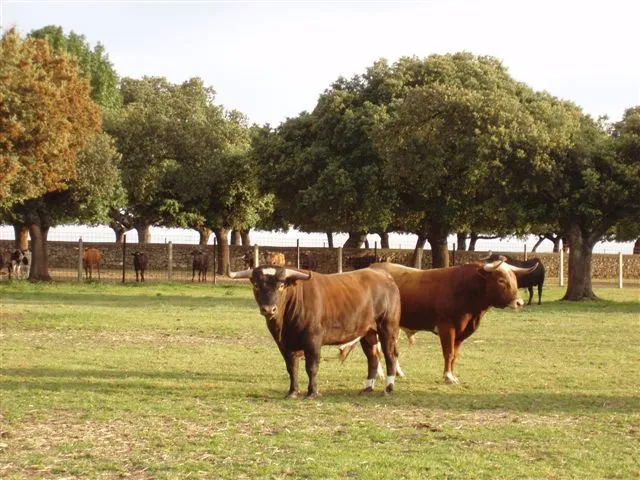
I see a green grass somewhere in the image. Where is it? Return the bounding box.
[1,281,639,479]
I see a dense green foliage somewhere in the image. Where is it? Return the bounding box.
[1,282,639,478]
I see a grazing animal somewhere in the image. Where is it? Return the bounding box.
[345,254,384,270]
[82,248,102,280]
[191,250,209,282]
[299,250,318,271]
[370,260,536,384]
[8,249,28,279]
[228,265,401,398]
[131,251,148,282]
[482,253,546,305]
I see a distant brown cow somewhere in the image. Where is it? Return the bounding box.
[264,251,285,266]
[371,260,536,384]
[82,248,102,280]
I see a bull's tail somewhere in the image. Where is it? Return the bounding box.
[337,336,362,363]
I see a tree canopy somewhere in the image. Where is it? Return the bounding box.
[0,28,102,210]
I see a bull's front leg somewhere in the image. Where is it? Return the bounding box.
[284,351,300,399]
[303,344,321,399]
[438,325,459,384]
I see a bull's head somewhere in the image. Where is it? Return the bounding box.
[479,260,536,310]
[229,266,311,320]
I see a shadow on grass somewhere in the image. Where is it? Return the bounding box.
[3,367,638,414]
[0,291,254,309]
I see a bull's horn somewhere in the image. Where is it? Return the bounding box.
[479,250,493,261]
[482,260,503,272]
[228,268,253,279]
[505,262,538,275]
[284,269,311,281]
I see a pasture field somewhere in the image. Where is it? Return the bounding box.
[1,281,639,479]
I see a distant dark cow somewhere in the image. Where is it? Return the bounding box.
[228,265,401,398]
[191,250,209,282]
[370,260,536,384]
[345,254,384,270]
[82,248,102,280]
[299,251,318,271]
[131,251,148,282]
[483,253,545,305]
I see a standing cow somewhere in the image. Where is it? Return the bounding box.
[482,252,545,305]
[371,260,536,384]
[191,250,209,282]
[131,251,148,282]
[228,265,401,398]
[82,248,102,280]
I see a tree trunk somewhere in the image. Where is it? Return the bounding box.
[27,223,51,281]
[456,232,467,251]
[468,232,479,252]
[240,229,251,247]
[12,223,29,250]
[325,231,334,248]
[110,222,128,244]
[214,227,230,275]
[633,238,640,255]
[562,224,598,301]
[427,228,449,269]
[531,235,545,253]
[379,231,390,249]
[412,232,428,269]
[136,223,151,244]
[552,236,561,253]
[230,229,241,246]
[197,226,212,246]
[343,231,367,248]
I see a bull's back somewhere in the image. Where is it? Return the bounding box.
[370,263,463,329]
[299,269,399,342]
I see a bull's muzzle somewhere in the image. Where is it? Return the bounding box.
[508,297,525,311]
[260,305,278,318]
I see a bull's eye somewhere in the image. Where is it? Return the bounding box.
[277,283,285,291]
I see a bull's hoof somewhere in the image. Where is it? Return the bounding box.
[359,387,374,396]
[304,392,318,400]
[443,372,460,384]
[382,385,394,396]
[285,391,299,399]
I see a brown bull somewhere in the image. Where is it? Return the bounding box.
[82,248,102,280]
[370,260,536,384]
[229,265,401,398]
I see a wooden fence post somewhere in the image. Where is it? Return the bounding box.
[296,239,300,268]
[167,242,173,281]
[559,243,564,287]
[213,238,217,285]
[337,247,343,274]
[618,252,623,289]
[121,234,127,284]
[78,237,83,282]
[253,244,259,268]
[524,244,528,261]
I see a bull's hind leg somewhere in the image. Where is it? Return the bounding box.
[303,344,321,399]
[359,333,380,395]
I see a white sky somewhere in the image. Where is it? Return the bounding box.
[1,0,639,126]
